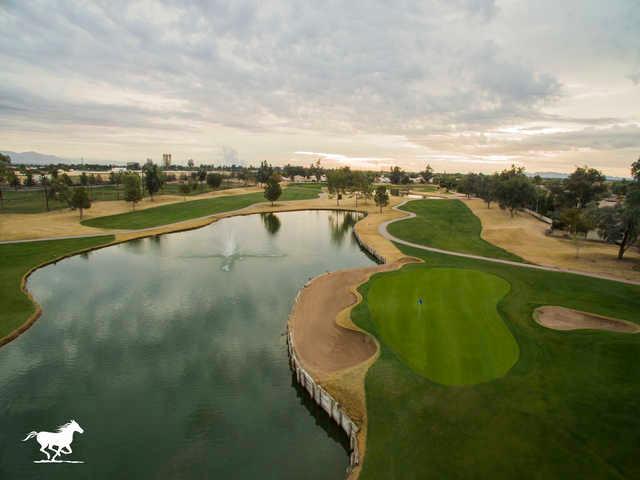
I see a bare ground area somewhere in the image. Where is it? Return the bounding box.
[534,306,640,333]
[0,186,262,241]
[463,198,640,283]
[289,258,416,378]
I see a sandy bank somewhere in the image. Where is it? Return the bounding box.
[534,306,639,333]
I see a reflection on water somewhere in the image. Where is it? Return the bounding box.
[261,212,281,236]
[328,211,358,247]
[0,211,370,480]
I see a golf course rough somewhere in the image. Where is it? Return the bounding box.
[365,267,518,386]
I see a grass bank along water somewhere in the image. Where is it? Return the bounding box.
[0,236,115,344]
[81,184,321,230]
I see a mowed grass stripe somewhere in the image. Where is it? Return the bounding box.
[388,199,524,262]
[367,267,518,385]
[82,185,321,230]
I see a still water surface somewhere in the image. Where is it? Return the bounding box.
[0,210,373,479]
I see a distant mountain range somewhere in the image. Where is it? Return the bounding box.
[2,150,73,165]
[529,171,630,181]
[528,171,569,179]
[1,150,125,166]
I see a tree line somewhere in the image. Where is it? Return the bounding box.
[447,159,640,259]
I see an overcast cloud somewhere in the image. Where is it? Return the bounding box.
[0,0,638,175]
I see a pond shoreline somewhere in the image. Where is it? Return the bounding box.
[2,204,410,480]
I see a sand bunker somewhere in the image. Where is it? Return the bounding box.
[289,258,417,376]
[534,306,639,333]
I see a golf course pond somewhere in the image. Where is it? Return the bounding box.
[0,210,374,479]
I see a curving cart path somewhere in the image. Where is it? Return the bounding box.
[379,200,640,287]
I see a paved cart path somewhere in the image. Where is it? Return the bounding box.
[380,201,640,287]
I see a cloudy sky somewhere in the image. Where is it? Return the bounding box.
[1,0,639,175]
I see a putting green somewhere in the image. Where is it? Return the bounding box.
[366,267,518,386]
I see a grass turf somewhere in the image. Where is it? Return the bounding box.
[388,199,524,262]
[0,186,129,213]
[366,267,518,385]
[81,185,321,230]
[0,236,114,339]
[354,247,640,479]
[0,183,249,214]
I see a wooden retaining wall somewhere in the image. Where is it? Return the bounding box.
[353,229,386,264]
[286,226,385,474]
[286,329,360,470]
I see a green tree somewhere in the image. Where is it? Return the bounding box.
[50,178,72,206]
[309,159,323,182]
[123,173,142,210]
[198,166,207,185]
[179,182,191,200]
[478,174,498,208]
[256,161,273,185]
[362,180,374,205]
[374,186,389,213]
[389,166,405,185]
[206,173,223,190]
[70,187,91,219]
[326,168,349,205]
[0,153,8,208]
[24,172,35,187]
[264,177,282,206]
[351,171,371,207]
[458,173,480,198]
[0,152,10,183]
[435,173,458,192]
[421,164,434,183]
[631,156,640,181]
[61,173,73,186]
[560,207,593,257]
[495,166,536,217]
[143,163,163,200]
[592,188,640,259]
[564,166,606,208]
[80,172,89,187]
[8,171,21,190]
[40,175,50,211]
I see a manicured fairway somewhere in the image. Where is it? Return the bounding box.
[388,199,523,262]
[81,186,320,230]
[366,268,517,385]
[0,236,114,339]
[354,248,640,479]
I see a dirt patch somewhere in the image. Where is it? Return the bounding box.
[289,259,414,375]
[463,198,640,283]
[534,306,639,333]
[0,186,263,241]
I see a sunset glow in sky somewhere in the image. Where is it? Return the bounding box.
[1,1,639,175]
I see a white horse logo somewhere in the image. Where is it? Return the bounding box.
[23,419,85,463]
